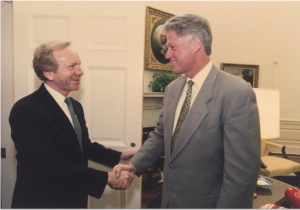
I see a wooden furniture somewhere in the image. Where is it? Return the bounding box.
[141,183,162,208]
[252,178,291,208]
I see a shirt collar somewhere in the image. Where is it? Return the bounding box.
[187,60,212,87]
[44,83,69,107]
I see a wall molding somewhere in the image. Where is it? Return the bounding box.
[280,119,300,130]
[269,119,300,155]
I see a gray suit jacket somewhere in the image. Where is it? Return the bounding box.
[131,65,261,208]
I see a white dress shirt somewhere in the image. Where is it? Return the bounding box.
[44,83,74,127]
[172,61,212,134]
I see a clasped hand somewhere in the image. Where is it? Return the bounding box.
[108,164,136,190]
[107,150,136,190]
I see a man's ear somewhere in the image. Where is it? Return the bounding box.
[43,71,54,81]
[192,37,201,53]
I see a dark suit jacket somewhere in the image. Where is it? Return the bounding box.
[9,83,121,208]
[131,65,261,208]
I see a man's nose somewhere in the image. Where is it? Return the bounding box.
[165,48,171,60]
[76,66,84,76]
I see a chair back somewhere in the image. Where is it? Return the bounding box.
[261,139,268,156]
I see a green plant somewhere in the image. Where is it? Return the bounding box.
[148,71,181,92]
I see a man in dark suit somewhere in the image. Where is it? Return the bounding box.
[9,41,135,208]
[114,14,261,208]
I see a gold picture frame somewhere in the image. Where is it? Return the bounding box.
[144,7,174,71]
[220,63,259,88]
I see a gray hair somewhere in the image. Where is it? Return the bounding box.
[163,14,212,55]
[33,40,71,81]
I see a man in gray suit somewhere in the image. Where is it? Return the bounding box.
[114,14,261,208]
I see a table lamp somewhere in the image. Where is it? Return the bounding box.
[253,88,280,198]
[253,88,280,140]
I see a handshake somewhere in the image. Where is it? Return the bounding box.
[107,150,137,190]
[107,164,136,190]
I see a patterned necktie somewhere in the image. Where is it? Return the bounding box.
[65,97,83,153]
[171,80,194,153]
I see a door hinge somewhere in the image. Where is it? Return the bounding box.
[1,148,6,159]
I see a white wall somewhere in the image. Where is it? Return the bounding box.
[144,1,300,154]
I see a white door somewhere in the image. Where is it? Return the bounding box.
[13,1,144,208]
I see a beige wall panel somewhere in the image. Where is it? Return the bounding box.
[28,14,70,49]
[85,65,128,148]
[85,14,128,51]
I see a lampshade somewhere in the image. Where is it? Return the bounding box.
[253,88,280,139]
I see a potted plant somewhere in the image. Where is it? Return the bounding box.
[148,71,181,92]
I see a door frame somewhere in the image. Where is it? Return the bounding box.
[1,1,16,208]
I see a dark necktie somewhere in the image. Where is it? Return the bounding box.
[171,80,194,153]
[65,97,83,153]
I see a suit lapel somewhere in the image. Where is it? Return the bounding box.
[170,65,219,162]
[37,84,84,157]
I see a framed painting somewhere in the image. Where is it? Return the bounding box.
[220,63,259,88]
[144,7,174,71]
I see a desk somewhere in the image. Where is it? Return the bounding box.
[252,178,291,208]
